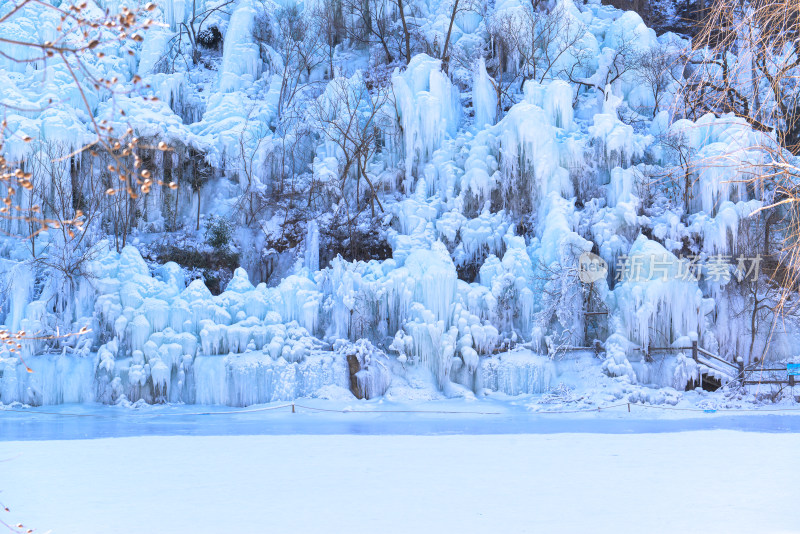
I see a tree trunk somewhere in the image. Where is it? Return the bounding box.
[441,0,459,69]
[764,211,776,256]
[749,293,759,364]
[396,0,412,63]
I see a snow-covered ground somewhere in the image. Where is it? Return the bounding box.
[2,427,798,533]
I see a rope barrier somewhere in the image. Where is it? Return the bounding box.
[0,408,98,418]
[0,403,296,419]
[174,404,295,416]
[239,401,800,415]
[629,403,800,413]
[4,400,800,419]
[292,404,505,415]
[509,402,632,415]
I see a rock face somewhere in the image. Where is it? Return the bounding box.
[347,353,365,400]
[602,0,652,19]
[343,341,392,400]
[601,0,702,36]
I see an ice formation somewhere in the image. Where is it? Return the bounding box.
[473,58,497,129]
[392,54,461,186]
[0,0,795,407]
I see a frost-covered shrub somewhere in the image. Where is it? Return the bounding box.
[541,382,578,404]
[319,215,392,266]
[198,26,223,50]
[151,227,240,295]
[205,215,235,251]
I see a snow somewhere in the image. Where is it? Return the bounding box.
[1,427,799,533]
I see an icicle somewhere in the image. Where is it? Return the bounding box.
[473,58,497,128]
[219,1,261,92]
[305,221,320,273]
[544,80,573,130]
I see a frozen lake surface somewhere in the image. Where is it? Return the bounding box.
[2,402,800,533]
[1,427,798,533]
[3,399,800,440]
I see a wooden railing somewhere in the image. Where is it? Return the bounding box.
[740,365,798,387]
[634,341,738,380]
[555,340,794,387]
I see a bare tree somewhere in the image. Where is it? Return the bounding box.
[396,0,413,62]
[683,0,800,141]
[234,107,273,227]
[481,3,587,114]
[260,5,327,120]
[658,131,698,213]
[532,244,598,355]
[342,0,402,63]
[310,75,389,218]
[312,0,346,77]
[157,0,234,71]
[633,43,679,118]
[683,0,800,311]
[309,74,390,261]
[26,143,105,341]
[0,1,171,354]
[441,0,480,69]
[726,211,800,364]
